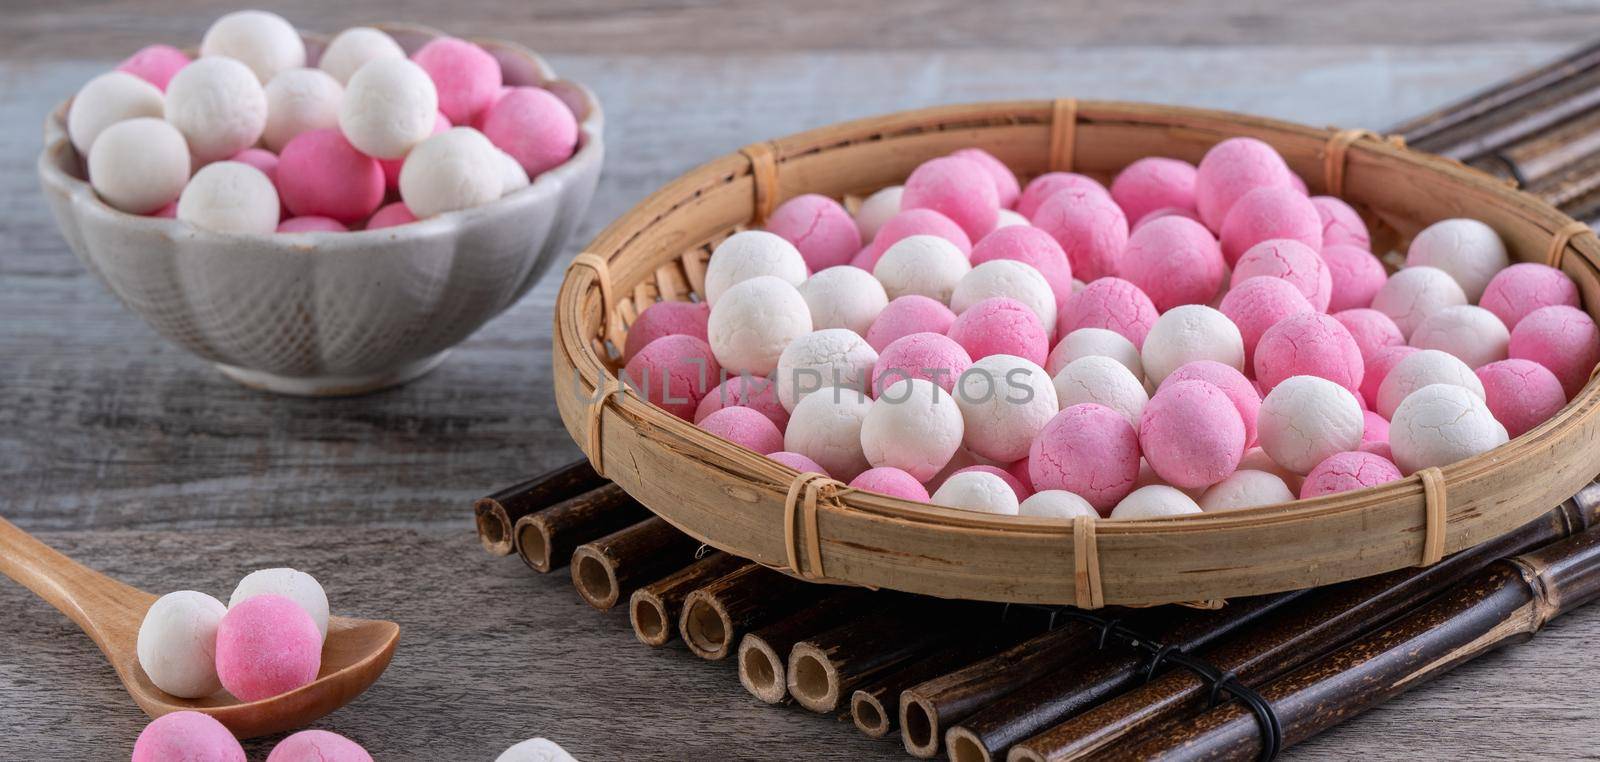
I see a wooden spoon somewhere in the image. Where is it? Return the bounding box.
[0,516,399,738]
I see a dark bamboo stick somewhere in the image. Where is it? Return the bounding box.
[851,635,1025,739]
[737,589,876,704]
[1007,484,1600,762]
[1423,75,1600,162]
[570,517,703,610]
[944,592,1305,762]
[512,483,649,573]
[678,563,830,660]
[1116,521,1600,761]
[630,552,751,647]
[788,601,991,713]
[473,459,606,555]
[1391,39,1600,148]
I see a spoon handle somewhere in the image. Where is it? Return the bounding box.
[0,516,152,649]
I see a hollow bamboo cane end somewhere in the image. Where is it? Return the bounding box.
[570,545,620,609]
[787,642,842,713]
[628,589,676,647]
[679,591,734,660]
[851,690,894,738]
[474,499,514,556]
[513,515,554,573]
[946,726,997,762]
[737,635,790,704]
[900,693,943,758]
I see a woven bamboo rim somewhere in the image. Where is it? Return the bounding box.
[553,100,1600,606]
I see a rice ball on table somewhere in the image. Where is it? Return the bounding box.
[1258,375,1365,474]
[318,26,405,85]
[137,591,227,698]
[857,209,972,269]
[1058,277,1160,350]
[1508,304,1600,398]
[952,260,1057,333]
[165,57,268,162]
[266,730,373,762]
[930,470,1020,515]
[695,375,788,429]
[901,155,1000,240]
[968,226,1075,308]
[873,234,972,304]
[87,118,190,215]
[872,331,971,395]
[799,266,888,337]
[766,194,862,271]
[1230,239,1333,312]
[1300,450,1403,498]
[623,300,710,363]
[703,230,809,306]
[1194,136,1294,232]
[700,406,785,454]
[1376,349,1484,419]
[1360,345,1421,411]
[261,68,343,152]
[1333,308,1404,361]
[1219,276,1315,369]
[865,295,956,353]
[1029,404,1141,513]
[1019,490,1098,519]
[1032,190,1129,282]
[1404,218,1509,302]
[1045,327,1144,379]
[1111,485,1203,519]
[1198,470,1295,512]
[133,712,245,762]
[1053,355,1148,428]
[230,568,330,641]
[1371,266,1468,339]
[1410,305,1510,369]
[859,379,966,479]
[849,466,930,501]
[1017,172,1111,219]
[1310,196,1371,250]
[1140,380,1246,489]
[624,334,721,420]
[177,162,280,234]
[1390,383,1508,474]
[955,354,1057,463]
[67,71,165,155]
[215,594,322,702]
[950,147,1021,208]
[1475,359,1567,439]
[1219,187,1323,266]
[948,297,1050,367]
[1480,263,1581,330]
[1110,157,1198,225]
[708,276,812,376]
[784,386,874,481]
[775,329,878,411]
[854,185,904,242]
[1160,360,1261,448]
[200,10,305,83]
[1321,244,1388,312]
[1119,216,1226,312]
[339,58,439,159]
[1254,312,1364,394]
[1140,305,1245,385]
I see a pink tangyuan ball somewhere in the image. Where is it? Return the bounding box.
[277,216,346,233]
[1194,136,1295,232]
[366,202,418,230]
[866,295,957,353]
[1475,358,1568,438]
[1056,277,1159,349]
[1118,215,1225,312]
[1140,380,1247,489]
[1360,345,1420,411]
[623,334,722,420]
[1309,196,1371,250]
[1219,275,1315,370]
[695,374,789,430]
[1299,450,1403,499]
[1160,360,1262,449]
[132,712,245,762]
[1032,190,1130,282]
[265,730,373,762]
[410,36,503,125]
[276,128,385,223]
[969,225,1074,307]
[698,405,785,454]
[1219,187,1323,267]
[1320,243,1388,312]
[1029,403,1142,513]
[1362,410,1390,445]
[854,208,973,270]
[118,44,192,92]
[954,465,1030,502]
[1230,238,1333,312]
[481,86,579,177]
[1017,172,1111,220]
[1333,308,1404,360]
[623,300,710,363]
[1508,305,1600,399]
[1133,206,1203,231]
[872,331,972,395]
[1254,312,1364,394]
[1110,157,1198,225]
[214,594,322,702]
[764,194,863,271]
[901,155,1000,241]
[849,466,930,501]
[947,297,1050,367]
[1479,262,1582,331]
[950,148,1021,209]
[769,451,829,477]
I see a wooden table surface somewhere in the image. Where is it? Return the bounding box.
[5,2,1600,759]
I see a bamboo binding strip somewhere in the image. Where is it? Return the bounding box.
[1547,219,1595,269]
[552,100,1600,606]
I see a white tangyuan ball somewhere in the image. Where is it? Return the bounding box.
[1409,305,1510,370]
[1390,383,1509,474]
[1198,469,1295,511]
[956,354,1058,462]
[496,738,579,762]
[854,185,903,242]
[318,26,406,85]
[775,329,879,412]
[874,235,972,304]
[340,57,440,159]
[952,260,1057,333]
[229,568,330,641]
[164,57,268,163]
[177,161,280,234]
[1257,375,1365,474]
[200,9,306,83]
[1240,446,1303,493]
[861,378,964,481]
[709,276,813,375]
[399,128,504,218]
[67,71,165,154]
[88,118,190,214]
[1140,304,1245,385]
[1053,355,1148,427]
[784,386,874,481]
[703,230,809,307]
[1110,485,1202,519]
[995,209,1030,229]
[261,68,343,151]
[1020,490,1098,519]
[136,591,227,698]
[1376,349,1485,419]
[798,265,888,336]
[1405,218,1509,302]
[1045,327,1144,379]
[931,470,1020,515]
[497,149,531,195]
[1372,266,1468,339]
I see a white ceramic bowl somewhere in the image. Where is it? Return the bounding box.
[38,24,604,395]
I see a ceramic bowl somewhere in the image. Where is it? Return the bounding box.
[38,23,604,395]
